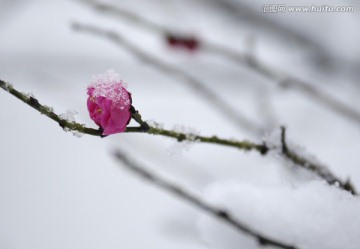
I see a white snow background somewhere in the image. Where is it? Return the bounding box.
[0,0,360,249]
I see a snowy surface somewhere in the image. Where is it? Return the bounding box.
[199,181,360,249]
[0,0,360,249]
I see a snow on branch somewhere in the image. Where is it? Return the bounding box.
[0,79,356,195]
[0,80,102,136]
[113,149,299,249]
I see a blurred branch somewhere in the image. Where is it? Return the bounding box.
[0,80,356,195]
[77,0,170,34]
[113,149,299,249]
[78,0,360,127]
[213,46,360,125]
[72,22,263,136]
[209,0,323,50]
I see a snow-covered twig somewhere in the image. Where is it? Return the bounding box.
[280,127,356,195]
[78,0,360,127]
[0,80,356,195]
[72,22,264,136]
[0,80,104,136]
[113,149,299,249]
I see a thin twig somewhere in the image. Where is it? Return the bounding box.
[71,22,264,136]
[113,150,299,249]
[78,0,360,127]
[0,80,356,195]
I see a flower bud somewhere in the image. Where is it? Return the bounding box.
[87,70,132,135]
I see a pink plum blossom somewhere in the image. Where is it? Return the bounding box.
[87,70,132,135]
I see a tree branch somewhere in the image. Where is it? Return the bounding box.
[0,80,104,136]
[0,80,356,195]
[113,149,299,249]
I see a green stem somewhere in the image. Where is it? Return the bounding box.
[148,127,267,153]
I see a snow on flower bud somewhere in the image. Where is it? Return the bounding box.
[87,70,132,135]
